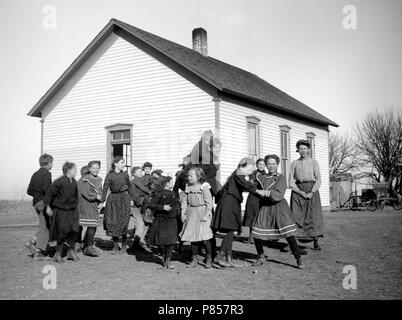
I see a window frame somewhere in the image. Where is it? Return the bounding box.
[306,132,316,159]
[279,125,291,184]
[246,116,261,161]
[105,123,133,174]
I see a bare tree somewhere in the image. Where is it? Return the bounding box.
[355,108,402,193]
[329,131,361,175]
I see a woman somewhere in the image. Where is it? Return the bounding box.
[101,157,133,254]
[242,158,266,243]
[212,158,265,268]
[289,139,324,251]
[251,155,304,269]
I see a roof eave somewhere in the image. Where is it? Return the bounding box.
[221,88,339,127]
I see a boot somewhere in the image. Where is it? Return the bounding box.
[186,256,197,268]
[205,254,213,269]
[164,256,175,269]
[111,241,120,254]
[313,238,321,251]
[53,251,64,263]
[67,248,80,262]
[297,257,305,269]
[252,254,265,266]
[84,246,99,257]
[216,252,231,268]
[227,255,241,268]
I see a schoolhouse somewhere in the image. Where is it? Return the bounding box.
[28,18,338,208]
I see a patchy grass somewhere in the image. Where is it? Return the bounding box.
[0,209,401,300]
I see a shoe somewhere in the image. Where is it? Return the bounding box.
[33,251,49,261]
[186,257,197,268]
[227,255,241,268]
[53,251,64,263]
[111,242,120,254]
[84,246,99,257]
[247,237,254,245]
[313,240,322,251]
[120,244,127,254]
[75,243,82,253]
[216,254,231,268]
[299,248,308,255]
[67,249,80,261]
[297,257,305,269]
[205,255,213,269]
[252,255,265,266]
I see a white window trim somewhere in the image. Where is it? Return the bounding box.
[105,123,133,173]
[246,116,261,160]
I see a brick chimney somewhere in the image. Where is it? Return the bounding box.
[192,28,208,56]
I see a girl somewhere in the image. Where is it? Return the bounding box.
[148,176,181,269]
[212,158,265,268]
[289,139,324,251]
[180,167,214,268]
[252,155,304,269]
[101,157,133,254]
[242,158,266,243]
[77,161,103,257]
[44,162,80,263]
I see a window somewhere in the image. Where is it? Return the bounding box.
[246,116,261,161]
[279,125,291,183]
[105,124,133,174]
[306,132,316,159]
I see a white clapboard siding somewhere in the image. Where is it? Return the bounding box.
[219,100,330,207]
[42,33,215,180]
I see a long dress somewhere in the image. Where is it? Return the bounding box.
[252,172,297,240]
[44,176,79,244]
[149,189,180,246]
[212,173,257,233]
[180,183,213,242]
[289,157,324,239]
[77,174,103,227]
[101,171,132,237]
[243,169,266,227]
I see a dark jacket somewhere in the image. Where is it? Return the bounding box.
[130,176,151,207]
[44,176,78,211]
[27,167,52,206]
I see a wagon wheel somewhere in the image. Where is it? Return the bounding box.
[393,200,402,211]
[368,200,377,212]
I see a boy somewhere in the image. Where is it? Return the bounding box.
[44,162,80,263]
[142,162,153,186]
[26,153,53,258]
[130,166,152,253]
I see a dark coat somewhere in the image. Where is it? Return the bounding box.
[27,167,52,206]
[148,189,181,246]
[130,176,151,207]
[243,169,265,227]
[212,172,258,233]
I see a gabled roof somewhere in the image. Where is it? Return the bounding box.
[28,18,338,127]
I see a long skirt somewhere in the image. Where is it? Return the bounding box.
[49,208,79,245]
[180,206,213,242]
[290,181,324,239]
[242,193,260,227]
[103,192,131,237]
[252,199,297,240]
[212,193,242,233]
[149,215,178,246]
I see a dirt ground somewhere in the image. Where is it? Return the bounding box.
[0,208,401,300]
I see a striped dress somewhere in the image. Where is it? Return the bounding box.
[252,172,297,240]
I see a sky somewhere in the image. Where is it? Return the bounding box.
[0,0,401,199]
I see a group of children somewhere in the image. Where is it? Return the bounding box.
[26,137,320,270]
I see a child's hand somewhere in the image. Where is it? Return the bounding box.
[164,205,172,211]
[46,206,53,217]
[130,200,134,207]
[181,215,187,223]
[96,194,102,201]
